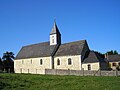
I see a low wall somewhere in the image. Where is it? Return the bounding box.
[15,68,45,74]
[45,69,120,76]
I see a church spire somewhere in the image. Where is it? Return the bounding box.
[50,20,60,35]
[50,20,61,46]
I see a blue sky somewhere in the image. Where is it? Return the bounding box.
[0,0,120,57]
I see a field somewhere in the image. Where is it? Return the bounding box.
[0,74,120,90]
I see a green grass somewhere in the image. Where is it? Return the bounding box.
[0,74,120,90]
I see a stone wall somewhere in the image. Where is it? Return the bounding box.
[54,55,82,70]
[14,57,52,74]
[82,63,100,70]
[109,62,120,70]
[45,69,120,76]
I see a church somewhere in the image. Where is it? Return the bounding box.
[14,22,108,74]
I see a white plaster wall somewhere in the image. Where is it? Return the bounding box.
[54,55,82,70]
[82,63,100,70]
[109,62,120,70]
[14,57,52,74]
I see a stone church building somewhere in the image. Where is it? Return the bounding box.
[14,22,108,74]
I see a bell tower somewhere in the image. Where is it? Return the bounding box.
[50,21,61,46]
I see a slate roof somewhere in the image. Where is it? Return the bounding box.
[54,40,87,56]
[15,42,59,59]
[82,51,105,63]
[50,22,61,35]
[108,54,120,62]
[16,40,87,59]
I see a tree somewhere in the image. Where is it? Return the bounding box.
[2,51,14,73]
[0,57,3,71]
[106,50,118,55]
[113,50,118,55]
[92,50,105,59]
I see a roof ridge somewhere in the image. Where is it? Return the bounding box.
[23,41,50,47]
[61,40,86,45]
[108,54,120,56]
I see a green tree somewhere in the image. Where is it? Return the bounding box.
[92,50,105,59]
[106,50,118,55]
[2,51,14,73]
[113,50,118,55]
[0,58,3,71]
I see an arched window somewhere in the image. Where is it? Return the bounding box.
[119,62,120,66]
[112,63,116,66]
[57,59,60,65]
[88,64,91,70]
[52,36,54,43]
[68,58,72,65]
[31,59,32,64]
[52,39,54,43]
[22,60,24,64]
[40,59,43,65]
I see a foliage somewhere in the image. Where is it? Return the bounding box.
[0,58,3,71]
[2,52,15,61]
[92,50,119,59]
[105,50,118,55]
[91,50,105,59]
[2,51,14,73]
[0,74,120,90]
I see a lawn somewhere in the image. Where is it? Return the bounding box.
[0,74,120,90]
